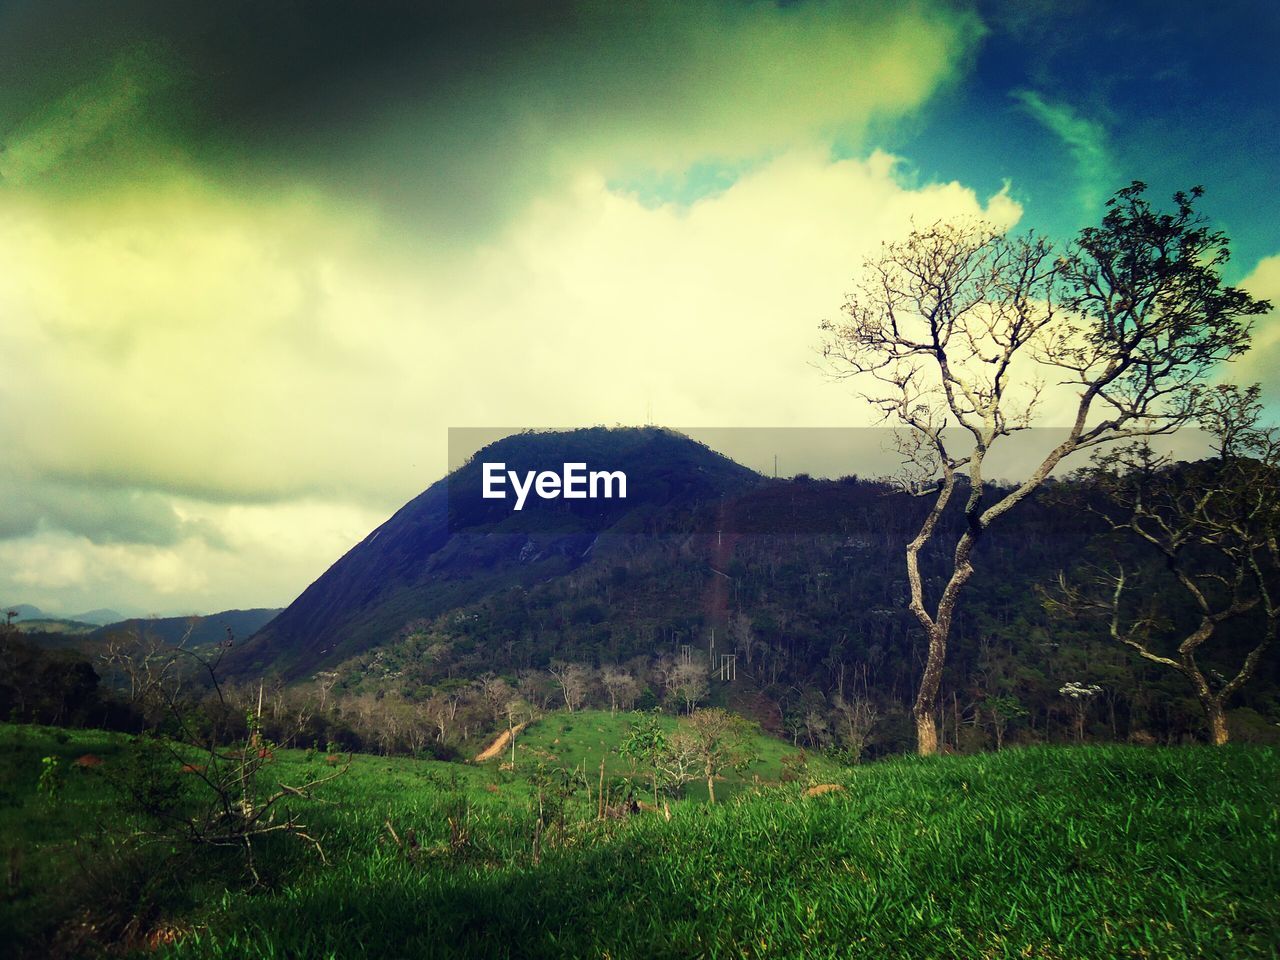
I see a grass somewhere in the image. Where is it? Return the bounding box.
[1,722,1276,959]
[498,709,838,800]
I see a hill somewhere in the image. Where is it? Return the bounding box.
[3,604,126,626]
[229,427,760,679]
[13,618,97,637]
[2,603,49,621]
[68,608,125,626]
[89,608,283,650]
[477,708,838,798]
[218,436,1280,754]
[3,724,1275,958]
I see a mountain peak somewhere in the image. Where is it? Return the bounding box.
[228,428,760,679]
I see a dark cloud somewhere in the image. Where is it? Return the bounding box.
[0,476,223,547]
[0,0,979,236]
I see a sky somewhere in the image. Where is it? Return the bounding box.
[1,0,1277,617]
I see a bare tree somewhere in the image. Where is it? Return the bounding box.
[831,691,877,762]
[666,661,709,715]
[1048,385,1280,744]
[503,695,536,766]
[110,635,348,883]
[548,661,592,713]
[600,667,639,714]
[406,701,434,756]
[475,673,515,723]
[424,691,460,744]
[517,669,558,710]
[313,671,340,712]
[99,620,209,729]
[821,184,1266,754]
[730,612,759,668]
[655,730,701,799]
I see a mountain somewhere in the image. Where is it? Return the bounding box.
[14,618,97,637]
[69,608,126,626]
[4,604,126,626]
[229,427,760,680]
[3,604,48,621]
[91,608,283,649]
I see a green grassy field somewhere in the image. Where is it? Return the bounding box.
[1,721,1276,959]
[495,709,839,800]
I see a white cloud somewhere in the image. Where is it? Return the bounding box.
[0,149,1022,611]
[1012,90,1113,215]
[1228,253,1280,401]
[0,497,387,615]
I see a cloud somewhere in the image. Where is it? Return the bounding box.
[0,44,177,187]
[1012,89,1113,214]
[0,147,1020,611]
[0,0,1001,613]
[1228,254,1280,401]
[0,498,387,615]
[0,149,1023,499]
[0,476,194,546]
[0,1,981,235]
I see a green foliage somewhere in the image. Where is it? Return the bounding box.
[35,755,61,803]
[620,710,667,765]
[779,751,808,782]
[3,724,1277,959]
[620,709,667,801]
[111,734,184,821]
[985,695,1028,721]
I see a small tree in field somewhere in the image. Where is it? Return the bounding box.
[680,708,757,804]
[621,711,668,806]
[821,183,1267,755]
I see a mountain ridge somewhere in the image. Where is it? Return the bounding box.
[229,427,761,679]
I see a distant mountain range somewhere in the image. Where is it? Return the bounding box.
[6,605,282,651]
[89,609,284,648]
[3,604,126,626]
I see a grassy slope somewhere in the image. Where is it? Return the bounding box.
[1,724,1276,959]
[492,709,838,800]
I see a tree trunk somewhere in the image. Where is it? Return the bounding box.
[914,711,938,757]
[906,512,975,756]
[911,626,947,756]
[1205,699,1229,746]
[706,775,716,805]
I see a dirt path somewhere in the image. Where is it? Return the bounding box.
[474,723,527,762]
